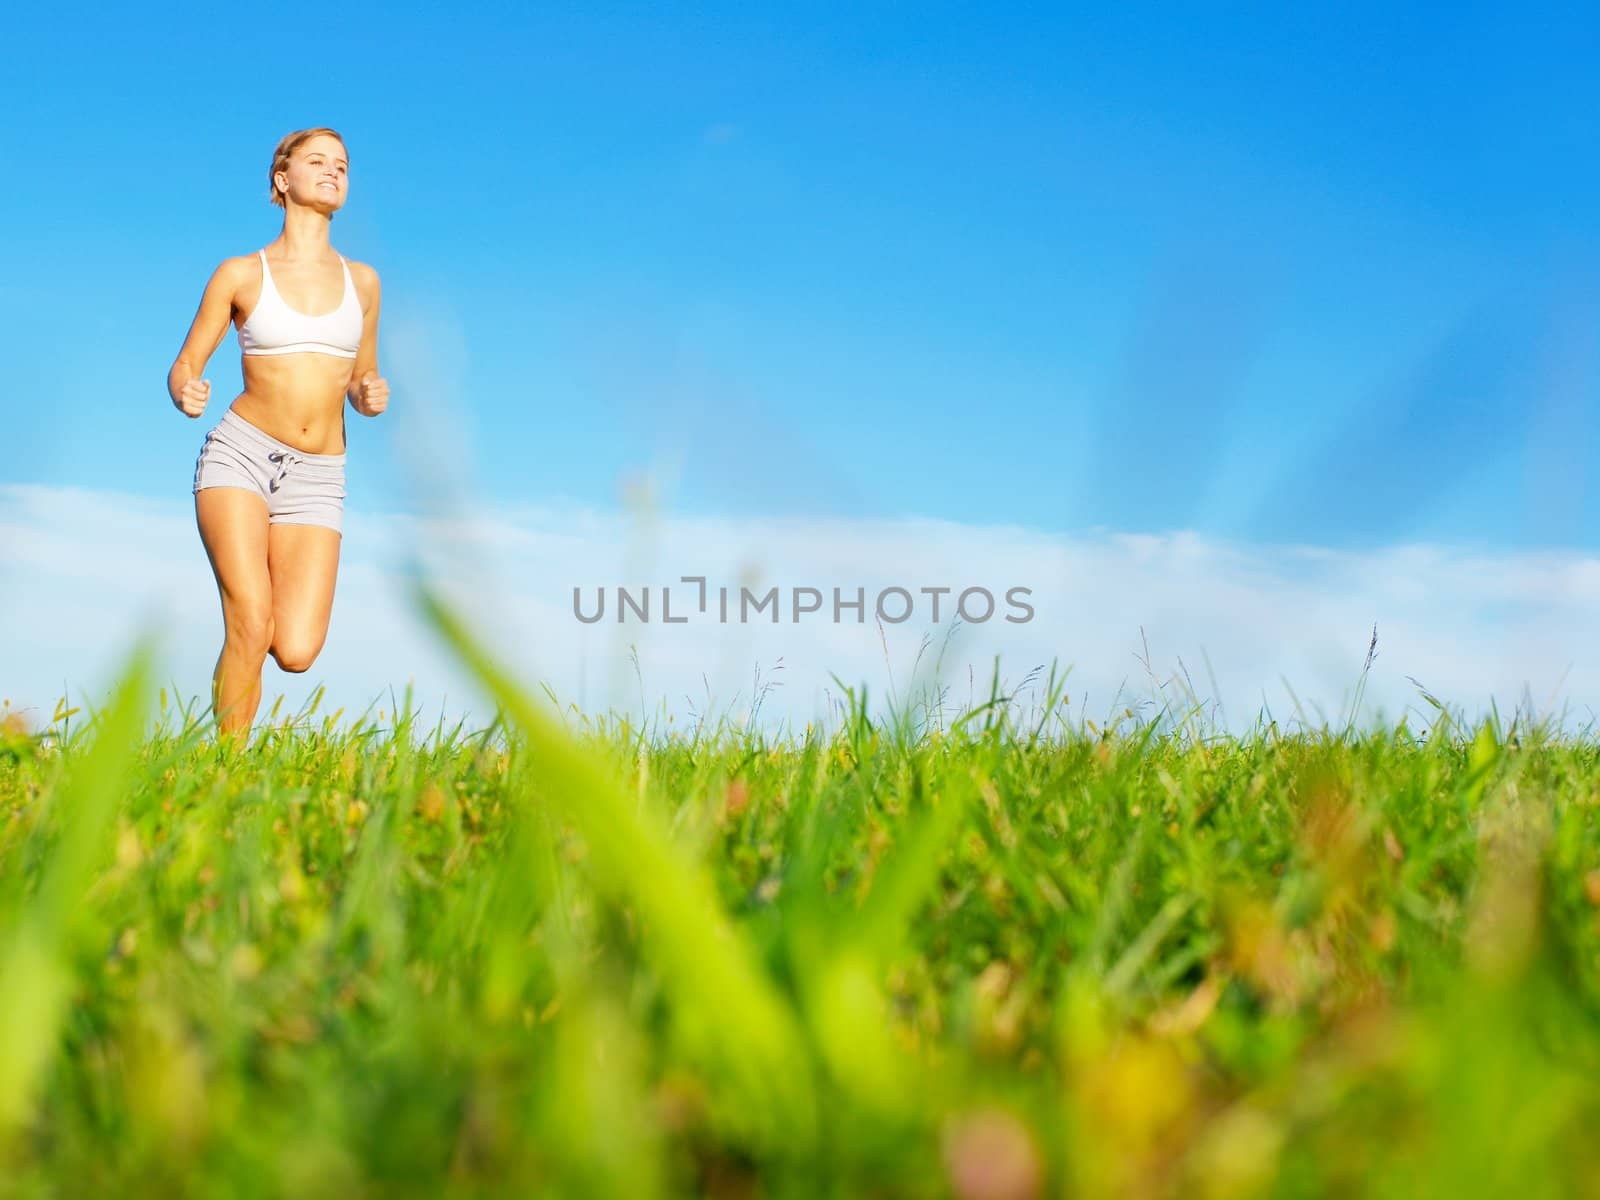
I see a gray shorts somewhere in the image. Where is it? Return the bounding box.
[193,408,347,533]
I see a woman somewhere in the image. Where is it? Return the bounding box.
[167,127,389,740]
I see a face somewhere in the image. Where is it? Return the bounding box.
[278,135,349,211]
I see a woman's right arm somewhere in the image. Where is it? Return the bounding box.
[169,258,243,417]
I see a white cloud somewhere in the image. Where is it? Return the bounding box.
[2,481,1596,741]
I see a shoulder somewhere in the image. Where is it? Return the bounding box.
[220,252,261,277]
[344,257,380,287]
[200,254,258,305]
[344,257,381,308]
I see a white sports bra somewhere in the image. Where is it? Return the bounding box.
[239,249,363,359]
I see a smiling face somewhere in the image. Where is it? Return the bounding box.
[274,134,349,212]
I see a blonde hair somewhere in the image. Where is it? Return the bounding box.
[268,127,349,208]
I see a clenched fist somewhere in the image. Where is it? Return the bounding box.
[173,377,210,418]
[351,370,389,416]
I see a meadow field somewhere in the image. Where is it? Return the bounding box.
[3,590,1600,1198]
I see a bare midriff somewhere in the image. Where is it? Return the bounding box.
[231,352,351,455]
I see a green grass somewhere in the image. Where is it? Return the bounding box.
[3,593,1600,1197]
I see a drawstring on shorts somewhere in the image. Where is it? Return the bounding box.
[267,449,302,493]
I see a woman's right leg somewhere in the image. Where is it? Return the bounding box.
[195,487,275,739]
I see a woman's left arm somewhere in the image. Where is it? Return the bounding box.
[348,263,388,416]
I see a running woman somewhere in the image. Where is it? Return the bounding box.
[167,127,388,740]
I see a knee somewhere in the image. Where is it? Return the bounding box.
[270,635,324,674]
[226,608,275,660]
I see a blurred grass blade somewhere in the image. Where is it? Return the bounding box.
[413,582,817,1149]
[849,771,970,956]
[0,636,155,1138]
[1104,893,1195,1000]
[793,759,970,1115]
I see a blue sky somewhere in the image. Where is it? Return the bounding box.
[4,3,1600,730]
[4,1,1596,547]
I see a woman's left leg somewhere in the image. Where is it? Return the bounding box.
[267,523,342,673]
